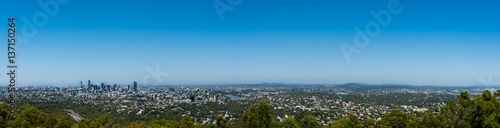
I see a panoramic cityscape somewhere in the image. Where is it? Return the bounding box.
[2,83,500,127]
[2,0,500,128]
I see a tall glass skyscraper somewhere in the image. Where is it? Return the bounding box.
[88,80,91,89]
[133,81,137,92]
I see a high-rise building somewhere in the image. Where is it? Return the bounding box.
[113,84,117,91]
[133,81,137,92]
[127,85,130,92]
[190,96,195,102]
[88,80,91,89]
[101,83,105,91]
[80,81,83,88]
[107,85,111,92]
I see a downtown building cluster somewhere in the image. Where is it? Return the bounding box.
[80,80,138,94]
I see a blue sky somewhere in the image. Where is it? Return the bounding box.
[1,0,499,86]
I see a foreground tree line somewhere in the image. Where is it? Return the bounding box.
[2,89,500,128]
[240,89,500,128]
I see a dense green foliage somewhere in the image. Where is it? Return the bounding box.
[242,100,321,128]
[0,104,198,128]
[0,104,75,128]
[242,100,273,128]
[15,95,250,127]
[300,116,319,128]
[281,117,299,128]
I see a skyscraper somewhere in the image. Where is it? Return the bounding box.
[88,80,91,89]
[127,85,130,92]
[134,81,137,92]
[107,85,111,92]
[101,83,105,91]
[81,81,83,88]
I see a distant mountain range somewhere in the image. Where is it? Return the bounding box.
[333,83,500,89]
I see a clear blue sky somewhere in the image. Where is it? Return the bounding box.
[1,0,499,86]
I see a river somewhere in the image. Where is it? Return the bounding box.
[225,94,244,100]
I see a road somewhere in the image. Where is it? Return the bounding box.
[64,109,83,121]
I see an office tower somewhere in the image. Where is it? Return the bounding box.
[101,83,105,90]
[190,96,195,102]
[133,81,137,92]
[127,85,130,92]
[107,85,111,92]
[80,81,83,88]
[113,84,117,91]
[88,80,91,89]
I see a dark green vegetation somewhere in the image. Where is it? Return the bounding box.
[15,95,249,127]
[0,104,75,128]
[2,89,500,127]
[326,89,500,128]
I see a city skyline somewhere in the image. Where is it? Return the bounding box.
[1,0,499,86]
